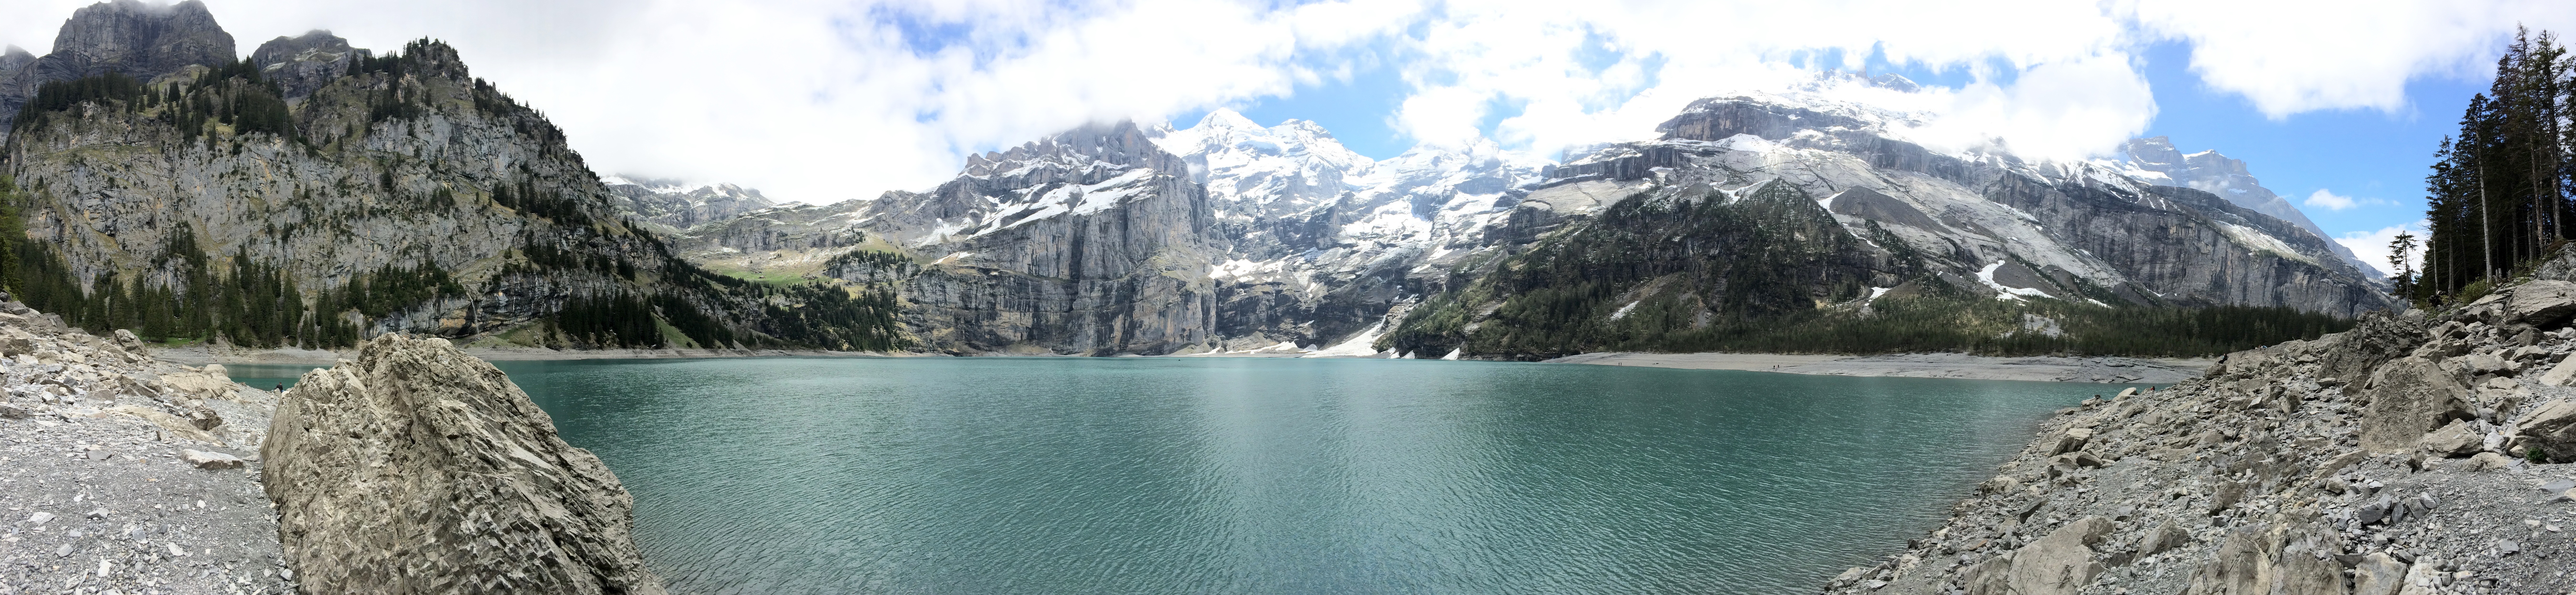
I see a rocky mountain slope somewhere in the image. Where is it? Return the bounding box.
[1820,256,2576,595]
[0,0,233,137]
[602,175,778,233]
[1,1,896,353]
[665,85,2387,357]
[2120,136,2378,279]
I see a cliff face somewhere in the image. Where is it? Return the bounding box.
[264,334,665,594]
[0,0,234,136]
[2121,136,2378,279]
[826,121,1222,355]
[603,177,779,232]
[667,90,2382,356]
[0,4,848,351]
[248,30,365,102]
[1821,261,2576,595]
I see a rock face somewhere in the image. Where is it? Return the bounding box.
[2,3,828,351]
[602,176,780,232]
[1821,272,2576,595]
[263,334,665,595]
[0,0,235,135]
[845,121,1220,355]
[668,88,2379,356]
[249,29,366,101]
[2120,136,2376,279]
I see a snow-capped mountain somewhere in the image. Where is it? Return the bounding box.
[660,92,2388,356]
[2115,137,2380,279]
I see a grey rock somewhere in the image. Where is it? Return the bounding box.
[2416,420,2482,457]
[55,543,71,557]
[0,0,235,135]
[2135,519,2191,556]
[604,178,779,233]
[179,448,241,469]
[2003,516,2114,595]
[264,334,665,595]
[2505,280,2576,327]
[2351,552,2407,595]
[249,29,366,101]
[2508,398,2576,461]
[2359,357,2477,452]
[26,511,53,525]
[2184,518,2346,595]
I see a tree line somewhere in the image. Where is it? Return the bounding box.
[2410,27,2572,302]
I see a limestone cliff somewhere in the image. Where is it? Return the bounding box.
[1,2,886,352]
[264,334,665,594]
[0,0,233,136]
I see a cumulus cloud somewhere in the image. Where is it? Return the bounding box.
[0,0,2551,204]
[2119,0,2576,119]
[2337,223,2429,277]
[2304,189,2360,211]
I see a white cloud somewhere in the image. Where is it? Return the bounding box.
[0,0,2554,204]
[2119,0,2576,119]
[2337,223,2429,277]
[2304,189,2359,211]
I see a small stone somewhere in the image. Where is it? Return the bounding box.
[25,511,52,525]
[84,508,106,519]
[54,543,70,557]
[84,449,107,460]
[180,449,243,470]
[166,542,186,557]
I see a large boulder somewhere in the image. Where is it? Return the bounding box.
[263,335,665,595]
[2505,280,2576,327]
[2508,398,2576,461]
[2415,420,2482,457]
[2315,310,2428,392]
[2359,357,2477,452]
[2183,518,2347,595]
[1961,516,2114,595]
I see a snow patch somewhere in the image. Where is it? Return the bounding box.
[1440,348,1462,361]
[1608,301,1639,321]
[1302,323,1385,358]
[1975,261,2051,301]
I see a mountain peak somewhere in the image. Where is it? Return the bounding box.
[1196,108,1261,131]
[252,30,365,100]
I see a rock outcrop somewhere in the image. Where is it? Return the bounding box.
[2120,136,2377,278]
[1821,267,2576,595]
[249,29,365,101]
[0,0,234,135]
[263,334,665,595]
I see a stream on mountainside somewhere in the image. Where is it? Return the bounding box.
[230,358,2142,594]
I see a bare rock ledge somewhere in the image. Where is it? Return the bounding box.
[264,334,665,594]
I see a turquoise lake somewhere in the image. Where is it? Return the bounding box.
[229,357,2134,594]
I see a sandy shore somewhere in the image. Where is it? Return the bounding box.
[1544,352,2213,383]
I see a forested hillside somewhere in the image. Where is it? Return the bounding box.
[0,5,902,352]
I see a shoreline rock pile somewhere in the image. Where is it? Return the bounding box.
[0,293,291,594]
[263,334,666,595]
[1822,273,2576,595]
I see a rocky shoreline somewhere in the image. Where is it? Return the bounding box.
[0,301,291,594]
[1546,352,2214,383]
[0,297,667,594]
[1821,274,2576,594]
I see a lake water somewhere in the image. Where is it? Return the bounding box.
[230,357,2133,594]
